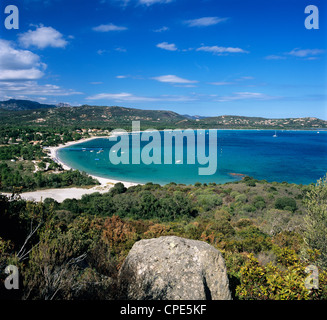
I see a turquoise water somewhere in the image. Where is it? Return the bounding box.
[57,130,327,185]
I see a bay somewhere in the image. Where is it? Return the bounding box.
[57,130,327,185]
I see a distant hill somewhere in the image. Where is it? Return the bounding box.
[198,115,327,129]
[0,99,326,130]
[0,99,57,111]
[182,114,207,120]
[0,104,187,129]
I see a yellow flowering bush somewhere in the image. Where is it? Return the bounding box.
[236,249,327,300]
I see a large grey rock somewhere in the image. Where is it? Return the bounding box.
[118,236,232,300]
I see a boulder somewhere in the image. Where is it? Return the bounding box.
[118,236,232,300]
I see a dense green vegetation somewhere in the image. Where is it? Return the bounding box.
[0,126,87,147]
[0,162,99,192]
[1,176,326,300]
[0,100,326,130]
[0,126,99,192]
[0,144,45,161]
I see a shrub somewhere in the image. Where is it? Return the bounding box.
[254,196,266,209]
[268,186,277,192]
[254,196,265,203]
[197,194,223,211]
[302,175,327,268]
[245,180,256,187]
[235,194,247,203]
[242,204,256,213]
[110,182,127,195]
[230,191,240,198]
[236,251,327,300]
[275,197,297,212]
[254,200,266,210]
[233,218,254,229]
[236,226,272,253]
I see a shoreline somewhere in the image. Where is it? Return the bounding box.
[7,135,140,202]
[45,135,141,189]
[6,128,323,203]
[47,128,324,187]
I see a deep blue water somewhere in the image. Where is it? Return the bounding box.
[57,130,327,185]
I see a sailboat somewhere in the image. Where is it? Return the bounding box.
[273,130,277,137]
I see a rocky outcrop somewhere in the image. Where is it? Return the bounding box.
[118,236,232,300]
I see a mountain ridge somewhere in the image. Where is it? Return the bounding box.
[0,99,326,130]
[0,99,57,111]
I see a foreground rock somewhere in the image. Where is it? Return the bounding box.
[118,236,232,300]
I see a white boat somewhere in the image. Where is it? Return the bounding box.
[273,130,277,137]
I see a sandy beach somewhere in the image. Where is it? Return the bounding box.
[4,135,141,203]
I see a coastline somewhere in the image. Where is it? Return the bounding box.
[45,135,141,188]
[6,129,323,203]
[8,135,141,203]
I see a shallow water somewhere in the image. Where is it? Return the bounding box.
[57,130,327,185]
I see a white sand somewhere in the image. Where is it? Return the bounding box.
[3,135,141,203]
[45,135,140,187]
[3,186,113,203]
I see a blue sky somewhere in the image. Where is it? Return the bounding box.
[0,0,326,118]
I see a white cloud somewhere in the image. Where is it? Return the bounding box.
[0,69,44,81]
[104,0,173,6]
[235,76,255,81]
[174,84,197,88]
[0,39,80,100]
[184,17,228,27]
[18,26,68,49]
[265,55,286,60]
[196,46,248,55]
[87,92,157,102]
[160,95,197,102]
[217,92,277,102]
[97,49,109,55]
[152,74,198,84]
[115,47,127,52]
[86,92,196,102]
[93,23,127,32]
[156,42,177,51]
[265,49,324,61]
[287,48,324,58]
[153,26,169,32]
[209,82,234,86]
[0,40,45,80]
[139,0,173,6]
[0,81,82,99]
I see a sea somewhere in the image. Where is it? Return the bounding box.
[57,130,327,185]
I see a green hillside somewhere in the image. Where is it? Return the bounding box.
[0,100,326,130]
